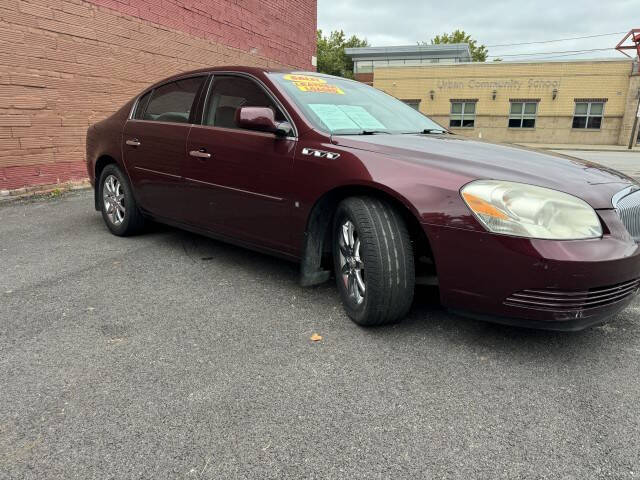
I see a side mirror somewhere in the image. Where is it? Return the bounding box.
[236,107,292,137]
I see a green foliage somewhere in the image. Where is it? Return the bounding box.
[422,30,488,62]
[317,29,369,78]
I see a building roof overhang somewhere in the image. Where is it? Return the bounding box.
[345,43,472,62]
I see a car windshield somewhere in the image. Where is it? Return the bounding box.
[268,73,446,135]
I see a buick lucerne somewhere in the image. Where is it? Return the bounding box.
[86,67,640,330]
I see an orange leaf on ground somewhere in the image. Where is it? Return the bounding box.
[310,333,322,342]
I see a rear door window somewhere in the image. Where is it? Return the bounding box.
[143,77,205,124]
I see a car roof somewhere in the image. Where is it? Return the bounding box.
[152,66,342,86]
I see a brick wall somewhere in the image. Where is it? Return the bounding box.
[86,0,317,72]
[373,59,634,146]
[0,0,316,191]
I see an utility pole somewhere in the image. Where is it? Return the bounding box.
[630,90,640,150]
[615,30,640,149]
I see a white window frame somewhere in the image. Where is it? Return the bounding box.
[508,101,538,129]
[402,99,421,111]
[572,101,605,130]
[449,101,476,129]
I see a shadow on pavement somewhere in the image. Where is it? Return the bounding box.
[139,222,634,361]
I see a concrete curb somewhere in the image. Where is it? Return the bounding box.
[0,179,91,204]
[515,143,640,153]
[549,148,640,152]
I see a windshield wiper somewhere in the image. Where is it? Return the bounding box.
[404,128,448,135]
[333,130,391,136]
[359,130,391,135]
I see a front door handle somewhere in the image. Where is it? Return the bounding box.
[126,139,141,147]
[189,149,212,159]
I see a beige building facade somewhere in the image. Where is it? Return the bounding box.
[372,59,640,146]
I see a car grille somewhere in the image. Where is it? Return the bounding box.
[615,188,640,241]
[504,278,640,312]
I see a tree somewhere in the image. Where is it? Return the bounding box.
[317,29,369,78]
[421,30,488,62]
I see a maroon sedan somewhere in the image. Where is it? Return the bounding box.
[86,66,640,331]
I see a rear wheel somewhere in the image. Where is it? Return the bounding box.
[98,164,144,236]
[333,196,415,326]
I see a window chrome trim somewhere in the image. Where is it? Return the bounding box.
[186,122,297,142]
[198,71,298,139]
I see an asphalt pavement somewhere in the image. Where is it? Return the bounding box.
[1,189,640,479]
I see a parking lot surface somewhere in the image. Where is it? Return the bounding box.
[1,190,640,479]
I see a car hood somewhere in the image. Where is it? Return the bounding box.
[332,134,635,209]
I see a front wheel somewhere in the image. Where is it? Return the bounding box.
[333,197,415,326]
[98,164,145,236]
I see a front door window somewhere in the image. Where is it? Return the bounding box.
[203,76,286,129]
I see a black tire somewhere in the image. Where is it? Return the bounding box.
[332,196,415,326]
[98,164,145,236]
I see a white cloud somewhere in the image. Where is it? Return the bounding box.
[318,0,637,60]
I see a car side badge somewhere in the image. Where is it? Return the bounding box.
[302,148,340,160]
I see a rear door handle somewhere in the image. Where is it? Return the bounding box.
[126,139,141,147]
[189,149,212,159]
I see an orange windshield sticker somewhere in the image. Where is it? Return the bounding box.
[283,74,326,84]
[283,74,344,94]
[296,84,345,94]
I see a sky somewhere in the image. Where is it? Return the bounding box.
[317,0,639,61]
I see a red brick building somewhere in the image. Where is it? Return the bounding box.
[0,0,317,191]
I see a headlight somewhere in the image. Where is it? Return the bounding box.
[461,180,602,240]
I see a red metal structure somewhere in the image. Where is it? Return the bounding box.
[616,29,640,58]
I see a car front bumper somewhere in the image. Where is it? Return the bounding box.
[424,209,640,331]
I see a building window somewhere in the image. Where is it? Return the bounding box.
[450,101,476,128]
[508,101,538,128]
[402,99,421,111]
[371,59,389,69]
[354,61,373,73]
[573,101,604,129]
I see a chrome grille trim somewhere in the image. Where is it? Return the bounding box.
[504,278,640,312]
[613,187,640,241]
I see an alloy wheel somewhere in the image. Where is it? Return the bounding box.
[103,174,126,226]
[338,220,365,305]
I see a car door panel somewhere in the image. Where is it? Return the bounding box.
[123,120,189,219]
[122,75,206,219]
[181,74,297,252]
[184,126,296,251]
